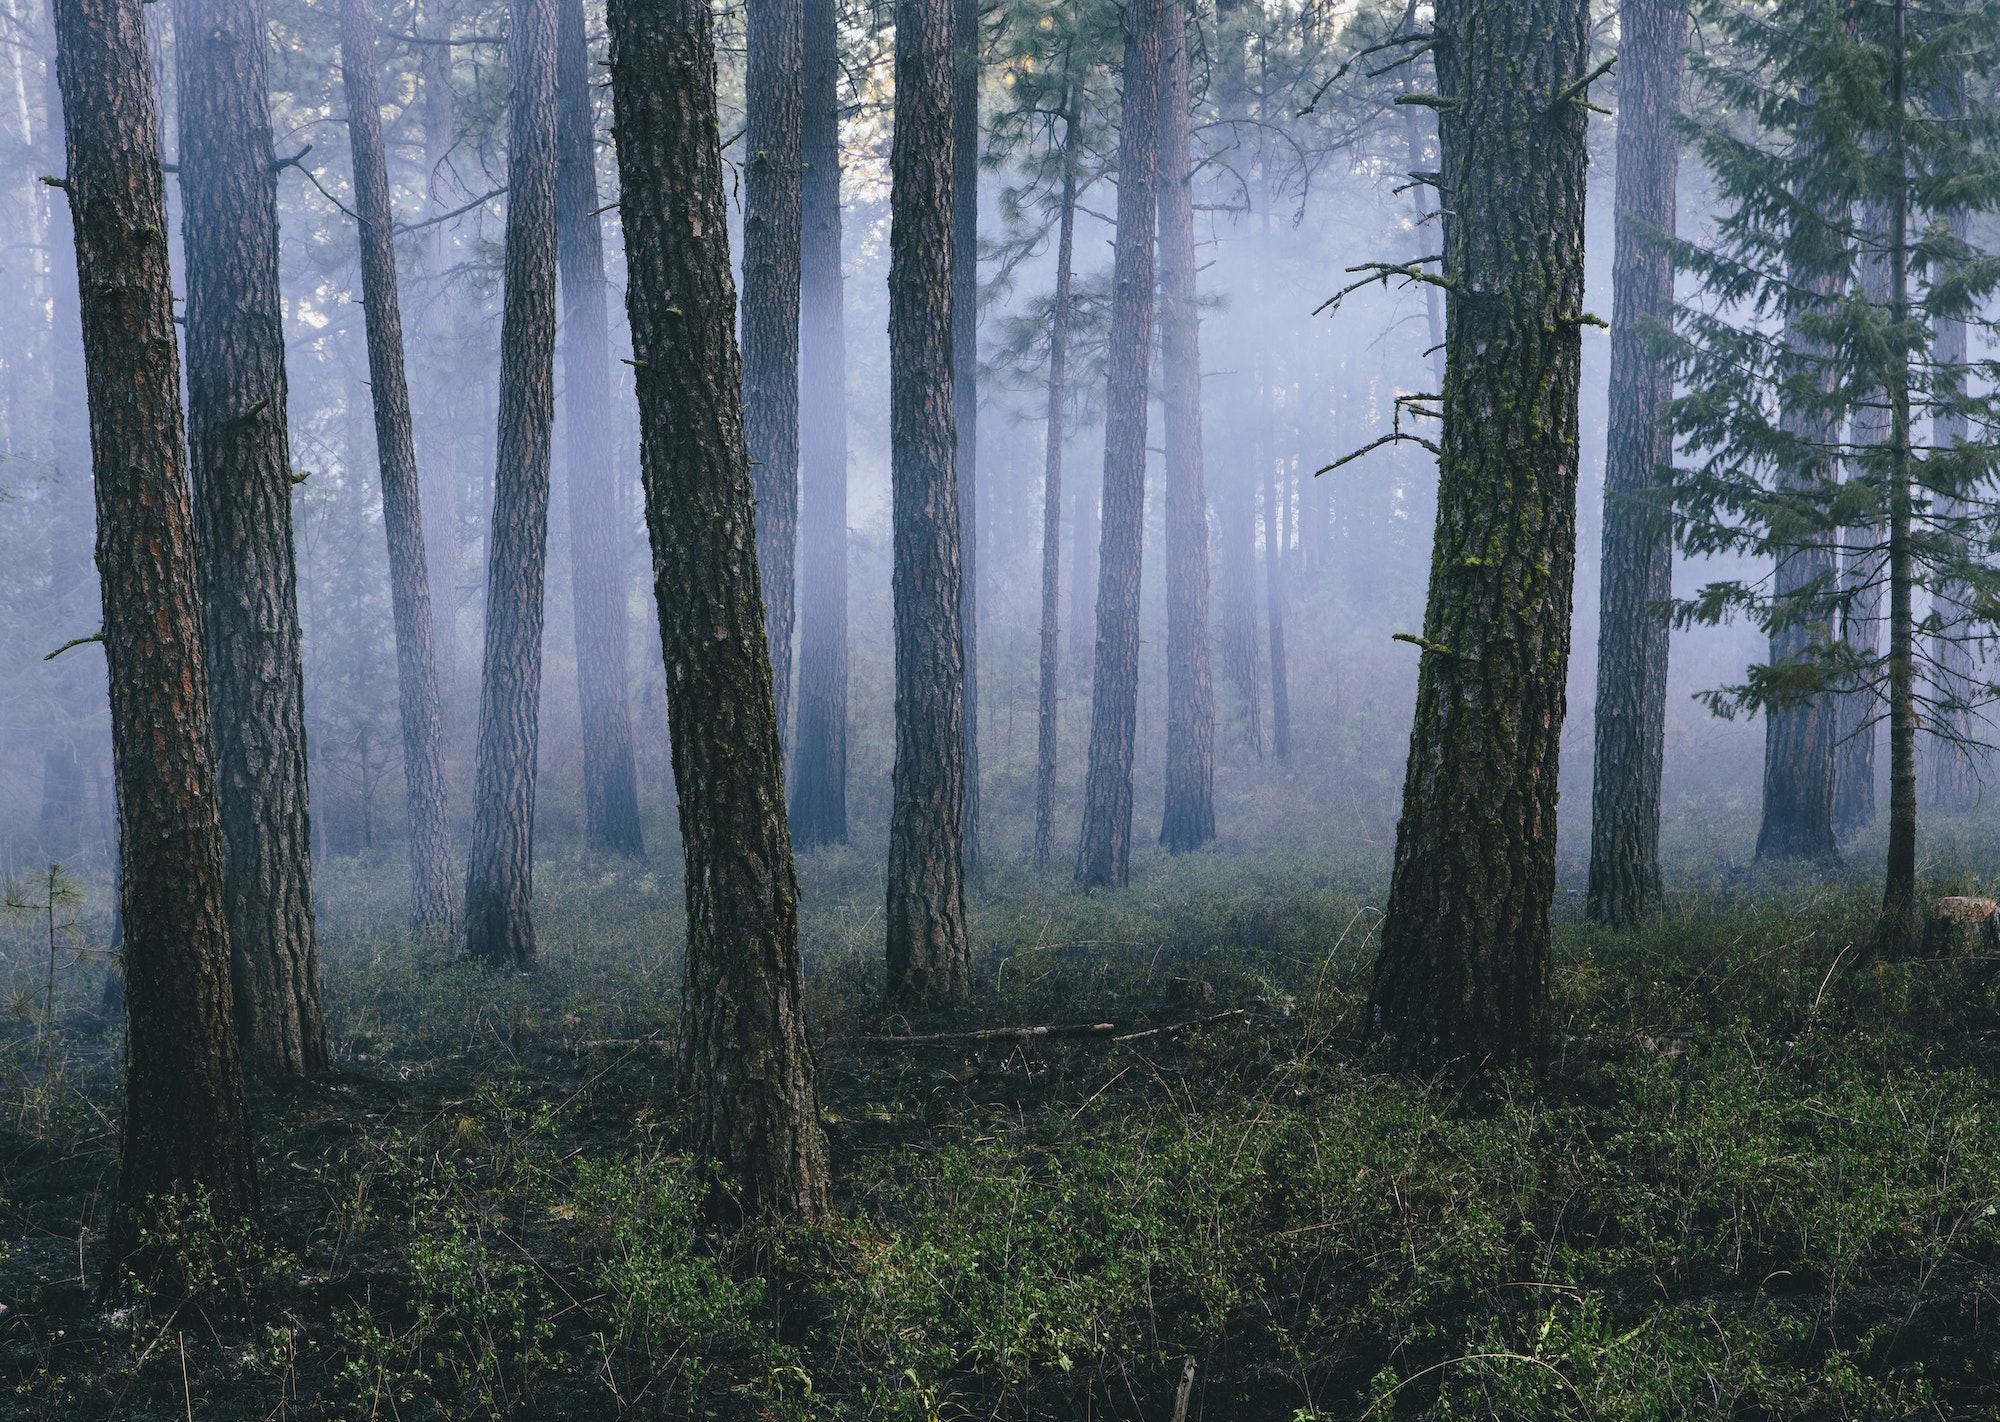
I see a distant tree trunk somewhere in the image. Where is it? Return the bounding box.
[557,0,643,856]
[1076,0,1162,889]
[174,0,325,1079]
[742,0,803,743]
[1875,40,1915,961]
[607,0,832,1219]
[463,0,559,966]
[1368,0,1591,1078]
[1156,9,1214,852]
[1835,221,1891,839]
[1070,472,1099,664]
[420,19,459,699]
[1262,438,1291,765]
[790,0,849,849]
[953,0,981,880]
[51,0,257,1269]
[1927,246,1980,811]
[338,0,455,926]
[1217,452,1263,755]
[1586,0,1685,928]
[1033,92,1080,872]
[885,0,972,1004]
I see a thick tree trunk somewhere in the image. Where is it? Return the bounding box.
[174,0,325,1079]
[1403,101,1446,389]
[1033,95,1080,872]
[1368,0,1591,1078]
[1156,10,1214,852]
[1586,0,1685,928]
[51,0,257,1269]
[742,0,803,743]
[606,0,832,1220]
[463,0,559,967]
[790,0,850,849]
[338,0,455,926]
[953,0,981,880]
[1076,0,1162,889]
[420,21,459,700]
[886,0,972,1004]
[557,0,643,856]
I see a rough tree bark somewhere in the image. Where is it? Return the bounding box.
[174,0,325,1079]
[1586,0,1685,928]
[1157,6,1215,851]
[463,0,559,966]
[1368,0,1591,1078]
[50,0,258,1269]
[606,0,832,1219]
[790,0,850,848]
[885,0,972,1004]
[420,14,459,698]
[557,0,643,856]
[338,0,455,926]
[1076,0,1162,889]
[1033,90,1081,872]
[742,0,804,742]
[954,0,981,879]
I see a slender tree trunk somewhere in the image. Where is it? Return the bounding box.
[606,0,832,1218]
[1835,211,1892,838]
[1217,446,1262,755]
[1927,231,1979,811]
[886,0,972,1004]
[742,0,803,743]
[463,0,559,966]
[338,0,455,926]
[1586,0,1685,928]
[1262,435,1291,765]
[51,0,257,1269]
[1157,9,1214,851]
[420,19,459,701]
[1033,94,1080,872]
[1876,4,1915,958]
[790,0,849,849]
[1368,0,1591,1078]
[557,0,643,856]
[1070,469,1099,664]
[1076,0,1162,889]
[953,0,981,879]
[174,0,325,1079]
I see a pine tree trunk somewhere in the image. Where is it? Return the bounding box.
[463,0,559,967]
[1156,9,1214,852]
[1403,101,1446,390]
[1070,471,1099,665]
[338,0,456,926]
[953,0,981,880]
[1262,432,1291,766]
[1586,0,1684,928]
[789,0,849,849]
[1836,209,1892,838]
[51,0,258,1268]
[606,0,832,1219]
[174,0,325,1079]
[557,0,643,856]
[886,0,972,1004]
[1076,0,1162,889]
[420,25,459,700]
[1217,451,1263,756]
[1368,0,1591,1078]
[1927,249,1980,811]
[742,0,803,743]
[1033,95,1080,873]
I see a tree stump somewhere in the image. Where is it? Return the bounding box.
[1922,897,2000,957]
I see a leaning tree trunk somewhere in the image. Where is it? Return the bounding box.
[51,0,258,1272]
[742,0,803,742]
[790,0,850,849]
[1076,0,1163,889]
[606,0,832,1220]
[1368,0,1591,1078]
[557,0,643,856]
[1033,92,1081,872]
[885,0,972,1004]
[1156,6,1215,852]
[174,0,325,1079]
[338,0,455,927]
[1586,0,1685,928]
[463,0,559,966]
[953,0,981,880]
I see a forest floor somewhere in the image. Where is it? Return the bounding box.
[4,840,2000,1419]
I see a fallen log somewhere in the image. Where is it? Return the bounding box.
[863,1022,1118,1047]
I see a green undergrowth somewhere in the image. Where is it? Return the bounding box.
[7,846,2000,1417]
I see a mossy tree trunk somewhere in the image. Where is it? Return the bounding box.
[606,0,832,1219]
[51,0,258,1271]
[1368,0,1592,1078]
